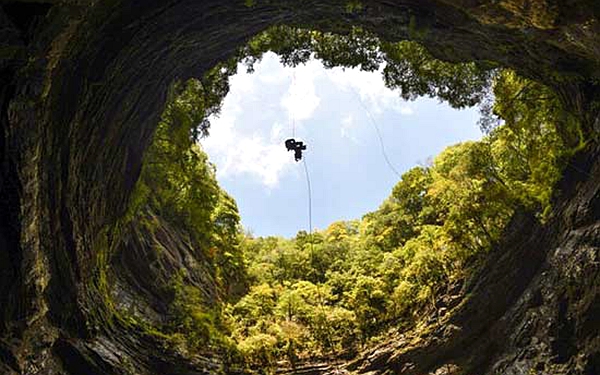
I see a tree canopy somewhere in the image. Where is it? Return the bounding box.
[220,64,581,371]
[125,24,583,373]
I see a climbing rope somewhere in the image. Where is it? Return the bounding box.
[291,70,297,138]
[288,67,405,242]
[288,67,313,239]
[302,157,313,240]
[349,85,402,179]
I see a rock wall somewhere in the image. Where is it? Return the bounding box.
[110,210,220,326]
[0,0,599,374]
[345,147,600,374]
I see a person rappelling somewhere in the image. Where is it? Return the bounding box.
[285,138,307,162]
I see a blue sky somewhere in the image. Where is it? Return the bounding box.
[200,52,482,238]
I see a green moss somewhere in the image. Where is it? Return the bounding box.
[407,15,430,40]
[86,223,190,356]
[345,0,363,14]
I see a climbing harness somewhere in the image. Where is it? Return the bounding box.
[285,138,307,162]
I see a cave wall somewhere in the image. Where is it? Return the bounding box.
[110,210,221,325]
[0,0,599,374]
[345,147,600,375]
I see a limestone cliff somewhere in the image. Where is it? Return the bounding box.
[1,1,600,374]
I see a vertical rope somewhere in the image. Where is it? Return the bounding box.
[292,70,297,138]
[302,157,313,238]
[349,86,402,179]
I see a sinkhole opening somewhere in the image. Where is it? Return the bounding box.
[199,51,483,238]
[124,26,582,371]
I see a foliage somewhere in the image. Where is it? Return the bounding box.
[226,70,580,369]
[130,73,247,295]
[239,25,494,109]
[129,21,581,370]
[126,71,246,358]
[379,41,493,108]
[168,273,230,350]
[484,70,584,215]
[345,1,364,14]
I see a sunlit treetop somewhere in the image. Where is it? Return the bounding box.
[178,25,496,140]
[240,26,495,108]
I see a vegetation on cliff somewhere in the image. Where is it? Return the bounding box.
[123,76,247,359]
[226,69,581,371]
[126,26,583,373]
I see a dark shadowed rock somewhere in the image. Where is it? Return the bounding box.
[0,1,600,374]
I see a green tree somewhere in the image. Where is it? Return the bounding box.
[241,26,493,109]
[362,166,436,252]
[346,276,387,341]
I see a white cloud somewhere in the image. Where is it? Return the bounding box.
[281,60,322,122]
[229,68,255,94]
[270,122,284,142]
[398,106,414,115]
[340,114,360,144]
[200,54,414,188]
[259,74,286,85]
[221,136,290,188]
[202,109,292,188]
[201,56,295,188]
